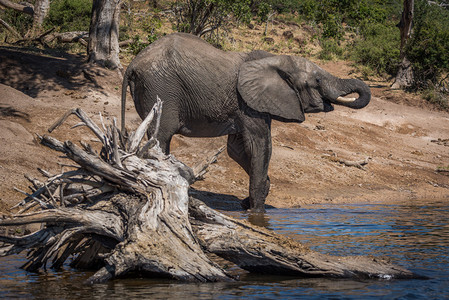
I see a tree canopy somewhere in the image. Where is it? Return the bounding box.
[0,0,447,105]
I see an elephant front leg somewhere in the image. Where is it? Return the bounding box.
[228,126,272,212]
[246,142,271,212]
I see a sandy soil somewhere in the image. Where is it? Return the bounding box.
[0,47,448,214]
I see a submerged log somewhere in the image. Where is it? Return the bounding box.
[0,99,418,283]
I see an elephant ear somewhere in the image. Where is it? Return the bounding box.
[237,56,305,122]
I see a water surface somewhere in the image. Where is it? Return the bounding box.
[1,200,448,299]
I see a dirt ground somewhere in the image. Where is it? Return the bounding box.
[0,46,448,214]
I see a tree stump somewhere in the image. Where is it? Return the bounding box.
[0,99,419,283]
[88,0,122,71]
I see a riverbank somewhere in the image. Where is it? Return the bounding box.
[0,47,448,214]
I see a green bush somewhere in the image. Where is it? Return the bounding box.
[405,0,449,89]
[423,88,448,110]
[1,8,33,36]
[255,1,271,22]
[318,38,344,60]
[124,14,164,55]
[321,13,344,39]
[129,35,148,56]
[350,22,400,76]
[140,15,162,35]
[44,0,92,32]
[172,0,252,36]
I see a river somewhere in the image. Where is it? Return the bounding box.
[1,200,448,299]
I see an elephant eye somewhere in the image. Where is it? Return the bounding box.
[316,78,321,84]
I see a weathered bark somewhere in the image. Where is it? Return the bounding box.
[26,0,50,38]
[392,0,414,89]
[398,0,414,53]
[88,0,122,71]
[0,100,419,283]
[391,57,414,90]
[43,31,89,45]
[32,0,49,27]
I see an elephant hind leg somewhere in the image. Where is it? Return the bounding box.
[144,120,174,155]
[152,130,172,154]
[153,104,182,155]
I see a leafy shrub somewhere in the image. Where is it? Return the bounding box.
[423,88,448,110]
[172,0,252,37]
[129,35,149,56]
[1,8,33,36]
[258,0,302,14]
[44,0,92,32]
[405,0,449,89]
[119,25,130,42]
[320,13,344,39]
[318,38,344,60]
[140,15,163,36]
[350,22,400,76]
[255,1,272,22]
[121,13,163,55]
[128,32,161,56]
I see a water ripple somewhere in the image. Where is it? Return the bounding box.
[1,200,448,299]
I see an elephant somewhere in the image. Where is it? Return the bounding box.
[121,33,371,212]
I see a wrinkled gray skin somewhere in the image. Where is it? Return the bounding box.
[122,33,371,212]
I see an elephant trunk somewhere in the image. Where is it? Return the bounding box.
[332,78,371,109]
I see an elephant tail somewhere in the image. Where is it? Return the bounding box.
[121,71,129,133]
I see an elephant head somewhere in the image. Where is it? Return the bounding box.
[237,55,371,122]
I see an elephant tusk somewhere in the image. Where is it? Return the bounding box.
[336,96,357,103]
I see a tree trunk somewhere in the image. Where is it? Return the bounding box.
[88,0,122,71]
[26,0,50,38]
[392,0,414,89]
[398,0,414,53]
[0,101,419,283]
[391,57,414,90]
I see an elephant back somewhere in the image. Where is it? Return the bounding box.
[127,33,245,122]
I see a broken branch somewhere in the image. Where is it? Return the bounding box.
[323,154,370,170]
[0,0,34,15]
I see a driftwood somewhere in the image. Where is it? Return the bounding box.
[44,31,89,46]
[323,153,370,170]
[0,99,418,283]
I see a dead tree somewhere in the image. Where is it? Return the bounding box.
[88,0,122,71]
[392,0,415,89]
[0,99,418,283]
[44,31,89,46]
[26,0,50,38]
